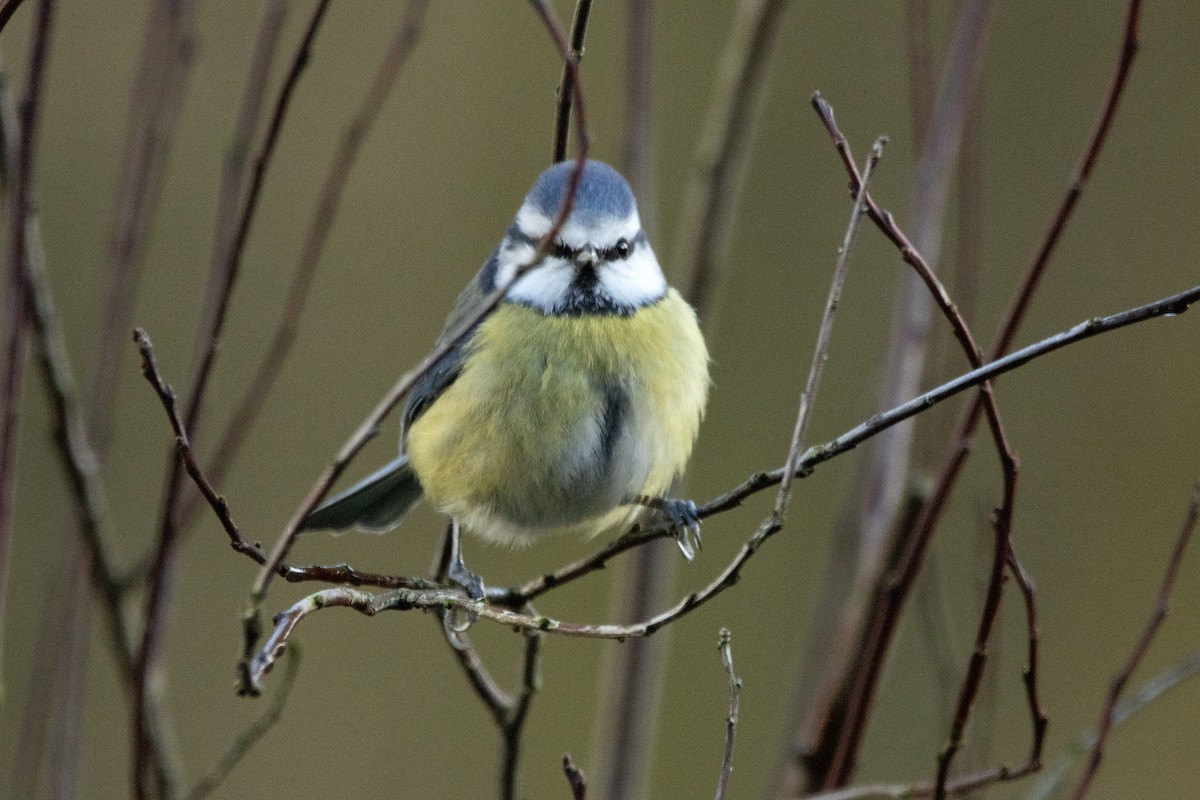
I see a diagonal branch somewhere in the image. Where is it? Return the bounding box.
[241,284,1200,691]
[1070,484,1200,800]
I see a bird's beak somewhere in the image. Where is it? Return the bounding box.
[575,245,599,268]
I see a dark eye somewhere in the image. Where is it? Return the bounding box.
[552,240,573,260]
[613,238,631,259]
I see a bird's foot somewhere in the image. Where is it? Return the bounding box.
[442,521,485,634]
[448,556,486,602]
[659,497,703,561]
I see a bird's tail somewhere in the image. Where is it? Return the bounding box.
[299,455,424,533]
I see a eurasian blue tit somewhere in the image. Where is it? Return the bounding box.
[301,160,710,588]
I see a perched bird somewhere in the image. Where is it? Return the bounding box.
[301,160,710,594]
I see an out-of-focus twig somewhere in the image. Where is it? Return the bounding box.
[0,0,27,34]
[790,2,995,787]
[674,0,794,323]
[1025,647,1200,800]
[178,0,431,533]
[0,0,55,676]
[135,4,333,793]
[588,5,666,797]
[183,646,302,800]
[563,753,588,800]
[1070,485,1200,800]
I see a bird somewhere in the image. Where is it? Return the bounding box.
[300,160,710,597]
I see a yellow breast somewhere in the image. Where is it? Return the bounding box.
[405,289,709,545]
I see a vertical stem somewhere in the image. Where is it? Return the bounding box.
[0,0,54,702]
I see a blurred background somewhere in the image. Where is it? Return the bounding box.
[1,1,1198,798]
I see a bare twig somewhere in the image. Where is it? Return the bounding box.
[563,753,588,800]
[1005,544,1048,772]
[778,137,885,511]
[793,4,995,783]
[799,92,1025,792]
[22,227,131,666]
[135,329,272,567]
[1025,647,1200,800]
[1070,485,1200,800]
[133,14,335,789]
[200,0,287,349]
[715,629,742,800]
[179,0,431,532]
[184,646,302,800]
[0,0,27,34]
[44,2,196,791]
[501,624,543,800]
[244,281,1200,684]
[136,328,437,592]
[99,0,196,450]
[674,0,793,323]
[551,0,593,163]
[0,0,54,671]
[237,0,591,696]
[806,647,1200,800]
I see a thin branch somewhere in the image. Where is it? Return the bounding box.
[23,227,131,667]
[1005,543,1048,771]
[1025,648,1200,800]
[0,0,27,34]
[563,753,588,800]
[715,629,742,800]
[497,281,1200,610]
[136,8,335,785]
[0,0,54,672]
[183,646,302,800]
[0,52,186,797]
[135,328,437,592]
[46,2,196,791]
[237,0,591,696]
[674,0,793,323]
[1070,484,1200,800]
[178,0,431,533]
[777,137,885,512]
[804,93,1026,792]
[243,280,1200,687]
[806,647,1200,800]
[99,0,196,451]
[501,623,543,800]
[134,329,272,566]
[551,0,593,163]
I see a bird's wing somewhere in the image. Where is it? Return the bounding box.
[299,455,423,533]
[400,250,499,437]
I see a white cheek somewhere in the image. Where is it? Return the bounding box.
[507,261,575,308]
[494,243,536,287]
[598,247,667,308]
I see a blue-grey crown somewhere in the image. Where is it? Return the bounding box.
[525,160,636,223]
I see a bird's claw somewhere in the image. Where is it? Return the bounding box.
[661,498,702,561]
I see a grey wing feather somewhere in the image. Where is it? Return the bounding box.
[299,455,424,533]
[303,253,502,535]
[401,251,495,435]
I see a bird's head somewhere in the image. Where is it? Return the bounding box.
[488,160,667,316]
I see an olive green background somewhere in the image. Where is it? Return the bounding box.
[2,2,1199,798]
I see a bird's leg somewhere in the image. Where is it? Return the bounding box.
[633,494,703,561]
[446,518,486,600]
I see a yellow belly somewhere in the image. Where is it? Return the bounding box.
[405,289,709,546]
